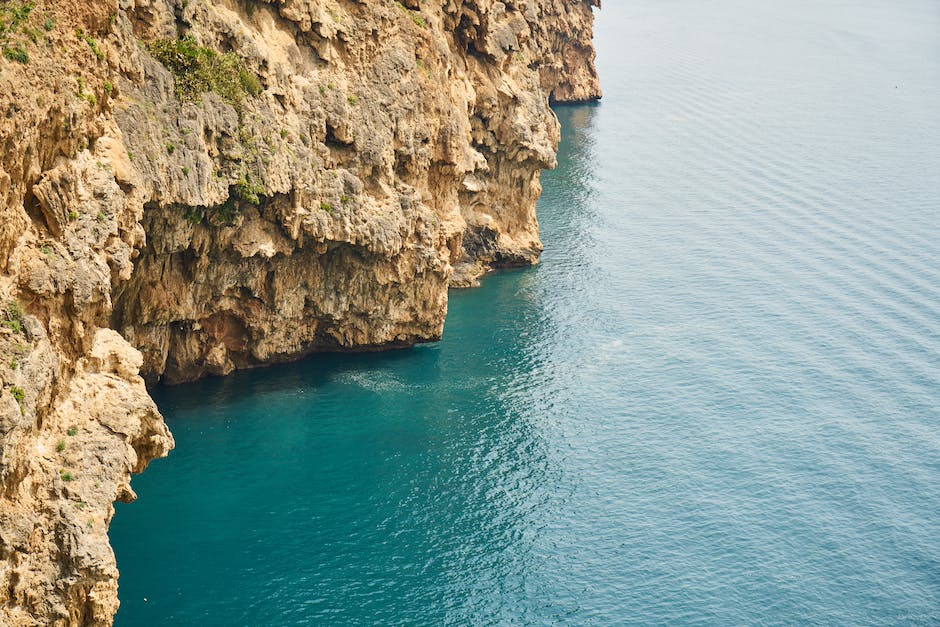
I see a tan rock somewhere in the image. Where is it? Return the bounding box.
[0,0,599,623]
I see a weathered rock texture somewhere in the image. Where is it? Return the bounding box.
[0,0,598,623]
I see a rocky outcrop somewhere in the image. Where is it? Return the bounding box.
[0,0,598,624]
[0,328,171,625]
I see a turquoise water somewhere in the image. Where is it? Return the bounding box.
[110,0,940,624]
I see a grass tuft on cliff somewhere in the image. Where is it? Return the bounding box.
[0,0,36,63]
[76,29,104,60]
[148,36,262,107]
[2,300,24,333]
[395,2,427,28]
[10,385,24,414]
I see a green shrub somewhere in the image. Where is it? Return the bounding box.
[60,470,74,482]
[67,426,77,436]
[181,172,263,225]
[148,36,262,107]
[10,385,24,414]
[186,180,259,225]
[76,29,103,60]
[234,173,263,205]
[0,1,34,62]
[2,300,23,333]
[2,42,27,63]
[347,94,358,105]
[56,439,66,452]
[0,1,34,26]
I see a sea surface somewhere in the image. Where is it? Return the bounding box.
[110,0,940,623]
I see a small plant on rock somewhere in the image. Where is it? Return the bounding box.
[10,385,24,414]
[395,2,427,28]
[2,300,24,333]
[0,1,35,63]
[234,173,263,205]
[76,29,104,60]
[148,36,262,107]
[2,42,27,63]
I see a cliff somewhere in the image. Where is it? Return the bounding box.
[0,0,599,623]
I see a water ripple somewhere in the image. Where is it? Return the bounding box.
[110,0,940,624]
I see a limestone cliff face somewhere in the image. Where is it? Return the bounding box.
[108,0,602,383]
[0,0,598,624]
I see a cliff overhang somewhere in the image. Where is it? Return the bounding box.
[0,0,599,623]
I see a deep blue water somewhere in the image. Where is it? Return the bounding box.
[110,0,940,623]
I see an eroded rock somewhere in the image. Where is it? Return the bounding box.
[0,0,599,623]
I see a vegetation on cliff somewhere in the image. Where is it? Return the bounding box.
[0,0,37,63]
[0,0,600,624]
[147,36,261,106]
